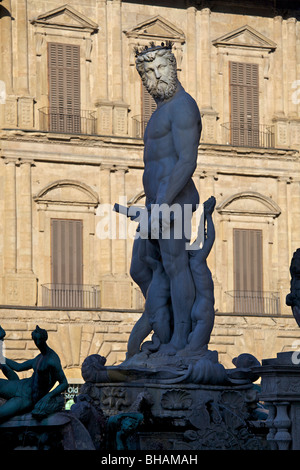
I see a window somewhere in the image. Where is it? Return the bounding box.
[141,85,156,134]
[51,219,83,307]
[48,43,81,133]
[142,85,157,122]
[133,86,157,138]
[229,61,259,147]
[233,228,263,313]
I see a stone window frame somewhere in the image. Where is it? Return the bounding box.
[216,191,281,313]
[30,5,98,132]
[33,179,99,303]
[212,25,277,144]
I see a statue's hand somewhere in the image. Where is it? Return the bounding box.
[35,394,50,408]
[32,394,52,416]
[150,205,161,238]
[32,393,65,419]
[136,207,150,239]
[149,205,173,238]
[138,205,174,239]
[139,214,150,239]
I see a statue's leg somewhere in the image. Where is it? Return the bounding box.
[187,304,215,352]
[144,270,171,345]
[0,378,19,400]
[0,380,33,421]
[130,237,152,297]
[0,397,32,422]
[126,237,153,358]
[126,312,152,359]
[159,235,194,351]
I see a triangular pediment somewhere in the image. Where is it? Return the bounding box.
[212,25,276,51]
[31,4,98,33]
[125,15,185,42]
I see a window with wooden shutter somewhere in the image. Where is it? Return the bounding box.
[230,62,259,147]
[51,219,83,307]
[48,43,81,133]
[142,85,156,129]
[233,228,263,313]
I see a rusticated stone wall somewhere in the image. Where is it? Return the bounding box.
[1,308,300,382]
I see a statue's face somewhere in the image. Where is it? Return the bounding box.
[32,329,47,349]
[143,53,177,100]
[32,332,45,349]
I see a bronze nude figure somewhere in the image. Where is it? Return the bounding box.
[0,325,68,421]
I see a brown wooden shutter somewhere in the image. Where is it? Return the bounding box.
[142,85,156,124]
[48,43,81,133]
[51,219,83,307]
[233,228,263,313]
[230,62,259,147]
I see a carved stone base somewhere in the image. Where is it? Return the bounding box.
[0,411,96,450]
[79,380,269,450]
[0,412,68,450]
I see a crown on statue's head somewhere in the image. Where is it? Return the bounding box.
[134,41,173,57]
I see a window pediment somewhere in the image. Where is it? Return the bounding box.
[212,25,276,52]
[34,180,99,208]
[31,4,98,33]
[216,191,281,218]
[124,15,185,43]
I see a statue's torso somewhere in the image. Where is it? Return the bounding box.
[143,88,199,207]
[143,101,175,204]
[31,352,57,401]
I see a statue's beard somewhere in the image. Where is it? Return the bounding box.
[144,72,177,101]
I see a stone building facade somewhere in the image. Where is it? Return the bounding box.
[0,0,300,385]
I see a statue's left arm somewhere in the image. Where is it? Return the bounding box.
[156,95,201,206]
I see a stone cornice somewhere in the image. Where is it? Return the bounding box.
[1,132,299,176]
